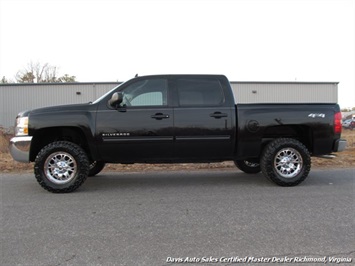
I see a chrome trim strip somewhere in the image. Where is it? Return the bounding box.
[175,136,231,141]
[102,137,173,142]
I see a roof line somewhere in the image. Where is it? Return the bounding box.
[0,80,339,87]
[230,81,339,84]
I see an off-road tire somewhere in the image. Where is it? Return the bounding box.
[89,161,106,176]
[34,141,89,193]
[234,159,261,174]
[260,138,311,186]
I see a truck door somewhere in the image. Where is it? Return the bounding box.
[96,77,174,162]
[173,77,235,160]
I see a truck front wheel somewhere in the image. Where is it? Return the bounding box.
[34,141,89,193]
[260,138,311,186]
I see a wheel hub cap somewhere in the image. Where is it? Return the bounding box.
[274,148,303,178]
[44,152,77,184]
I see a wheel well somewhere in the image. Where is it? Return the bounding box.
[30,127,91,162]
[262,125,313,153]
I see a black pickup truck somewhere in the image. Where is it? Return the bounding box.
[10,75,346,192]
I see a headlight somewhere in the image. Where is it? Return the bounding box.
[15,117,29,136]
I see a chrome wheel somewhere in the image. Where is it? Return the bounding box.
[44,152,77,184]
[274,148,302,178]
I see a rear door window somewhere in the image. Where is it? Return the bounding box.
[176,78,224,106]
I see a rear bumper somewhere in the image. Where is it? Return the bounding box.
[333,139,347,152]
[9,136,33,163]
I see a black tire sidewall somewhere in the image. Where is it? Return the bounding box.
[34,141,89,193]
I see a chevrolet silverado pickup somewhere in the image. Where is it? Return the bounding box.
[9,75,347,192]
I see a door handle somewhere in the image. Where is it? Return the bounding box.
[210,112,228,119]
[151,113,170,120]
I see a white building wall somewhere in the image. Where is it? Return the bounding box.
[230,82,338,104]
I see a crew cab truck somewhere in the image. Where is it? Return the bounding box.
[9,75,347,193]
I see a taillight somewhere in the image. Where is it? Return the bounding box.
[334,111,342,134]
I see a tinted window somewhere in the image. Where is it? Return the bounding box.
[122,78,168,107]
[177,78,224,106]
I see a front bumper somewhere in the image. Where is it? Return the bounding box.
[333,139,347,152]
[9,136,33,163]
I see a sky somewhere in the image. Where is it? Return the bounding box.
[0,0,354,108]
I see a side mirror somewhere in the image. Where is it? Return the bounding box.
[109,92,123,108]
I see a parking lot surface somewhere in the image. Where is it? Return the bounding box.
[1,168,354,265]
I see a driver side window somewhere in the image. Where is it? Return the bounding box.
[122,78,168,107]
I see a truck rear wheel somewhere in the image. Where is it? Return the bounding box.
[89,161,106,176]
[34,141,89,193]
[234,159,261,174]
[260,138,311,186]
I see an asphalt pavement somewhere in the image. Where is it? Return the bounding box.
[1,168,354,265]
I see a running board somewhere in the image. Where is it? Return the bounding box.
[315,154,337,159]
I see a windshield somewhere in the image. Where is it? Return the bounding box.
[91,82,125,104]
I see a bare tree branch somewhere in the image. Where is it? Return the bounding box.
[15,61,76,83]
